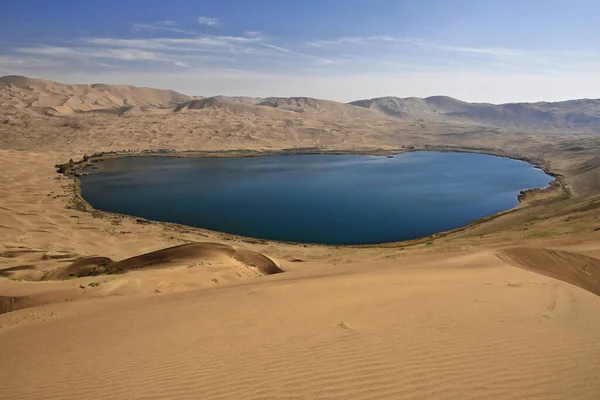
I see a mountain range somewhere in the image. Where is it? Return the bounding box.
[2,75,600,133]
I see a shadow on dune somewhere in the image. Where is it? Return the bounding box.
[497,247,600,297]
[0,295,37,315]
[42,257,114,280]
[43,242,283,280]
[0,265,36,276]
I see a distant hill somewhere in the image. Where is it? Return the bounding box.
[0,75,191,115]
[350,96,600,131]
[209,95,264,105]
[172,96,301,119]
[174,95,377,119]
[173,96,267,112]
[257,97,376,118]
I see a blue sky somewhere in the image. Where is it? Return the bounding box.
[1,0,599,102]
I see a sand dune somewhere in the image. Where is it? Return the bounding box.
[39,242,281,281]
[0,241,282,314]
[0,75,191,115]
[1,252,600,399]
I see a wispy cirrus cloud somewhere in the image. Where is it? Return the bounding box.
[0,55,63,68]
[417,42,523,57]
[84,38,170,50]
[197,17,220,27]
[244,31,263,38]
[305,35,411,48]
[16,46,162,61]
[304,35,600,73]
[85,35,262,51]
[14,44,239,69]
[132,20,195,35]
[9,29,297,72]
[8,27,600,76]
[260,43,294,53]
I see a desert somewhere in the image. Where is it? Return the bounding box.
[0,72,599,399]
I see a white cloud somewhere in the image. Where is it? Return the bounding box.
[16,46,160,61]
[314,59,337,65]
[305,36,408,48]
[420,43,523,56]
[0,55,62,68]
[259,42,338,66]
[80,35,268,60]
[244,31,263,38]
[155,35,261,47]
[197,17,220,27]
[84,38,170,50]
[260,43,293,53]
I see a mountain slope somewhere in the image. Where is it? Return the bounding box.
[350,96,600,132]
[257,96,378,118]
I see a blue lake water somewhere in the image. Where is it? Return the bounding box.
[80,152,553,245]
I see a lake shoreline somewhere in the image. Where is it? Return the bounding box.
[57,146,567,248]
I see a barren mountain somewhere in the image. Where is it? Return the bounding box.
[209,95,264,104]
[258,96,377,118]
[350,95,600,132]
[3,75,600,133]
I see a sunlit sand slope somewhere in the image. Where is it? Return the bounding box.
[1,252,599,400]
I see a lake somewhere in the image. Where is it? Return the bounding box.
[80,152,554,245]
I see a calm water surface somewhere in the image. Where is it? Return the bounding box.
[80,152,553,244]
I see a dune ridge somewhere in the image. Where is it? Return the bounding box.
[41,242,283,281]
